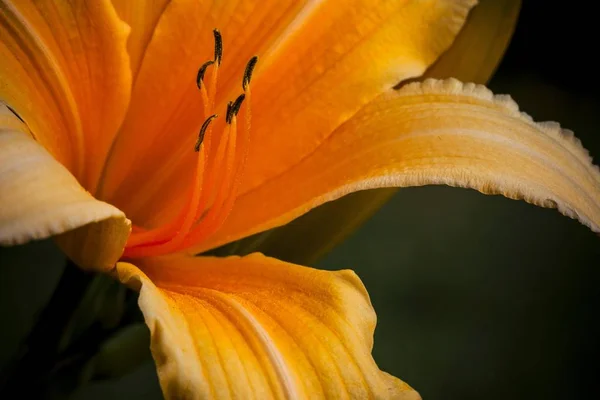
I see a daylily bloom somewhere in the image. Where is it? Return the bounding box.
[1,0,599,399]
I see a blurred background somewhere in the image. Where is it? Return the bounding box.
[1,1,599,399]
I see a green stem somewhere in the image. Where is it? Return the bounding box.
[0,259,94,397]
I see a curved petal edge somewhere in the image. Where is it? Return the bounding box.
[117,254,419,399]
[228,0,523,265]
[0,106,130,271]
[194,78,600,252]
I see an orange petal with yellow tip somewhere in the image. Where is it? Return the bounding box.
[192,79,600,253]
[0,0,131,191]
[100,0,476,229]
[0,105,130,271]
[116,254,419,399]
[222,0,524,265]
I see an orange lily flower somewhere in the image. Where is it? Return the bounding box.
[1,0,599,399]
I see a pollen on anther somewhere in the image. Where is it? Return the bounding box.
[213,29,223,65]
[243,56,258,91]
[195,114,218,151]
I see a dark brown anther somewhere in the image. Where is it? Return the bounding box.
[225,94,245,124]
[231,94,245,117]
[196,60,214,89]
[225,100,234,124]
[213,29,223,65]
[242,56,258,91]
[195,114,218,151]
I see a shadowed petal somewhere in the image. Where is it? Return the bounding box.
[192,79,600,253]
[423,0,521,83]
[117,254,418,399]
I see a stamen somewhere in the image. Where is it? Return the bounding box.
[124,145,207,251]
[201,122,232,209]
[213,29,223,65]
[187,118,238,243]
[125,29,259,258]
[231,94,246,118]
[208,55,220,115]
[195,114,217,151]
[225,100,234,124]
[167,144,207,249]
[242,56,258,91]
[226,94,245,124]
[134,144,208,256]
[196,60,214,89]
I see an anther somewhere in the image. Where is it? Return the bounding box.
[242,56,258,91]
[195,114,218,151]
[196,60,214,89]
[213,29,223,65]
[225,101,233,124]
[231,94,245,117]
[225,94,245,124]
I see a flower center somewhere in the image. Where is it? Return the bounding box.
[123,30,257,258]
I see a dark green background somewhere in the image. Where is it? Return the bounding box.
[1,2,599,399]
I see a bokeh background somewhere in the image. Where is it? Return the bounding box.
[1,1,599,399]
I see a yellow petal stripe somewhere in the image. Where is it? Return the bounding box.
[193,79,600,253]
[0,105,130,271]
[117,254,418,399]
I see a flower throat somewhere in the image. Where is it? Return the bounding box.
[124,30,257,258]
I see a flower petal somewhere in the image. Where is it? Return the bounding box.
[116,253,417,399]
[0,0,131,191]
[111,0,170,79]
[423,0,521,83]
[242,0,475,192]
[221,0,523,264]
[100,0,476,228]
[0,106,130,271]
[193,79,600,253]
[100,0,320,205]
